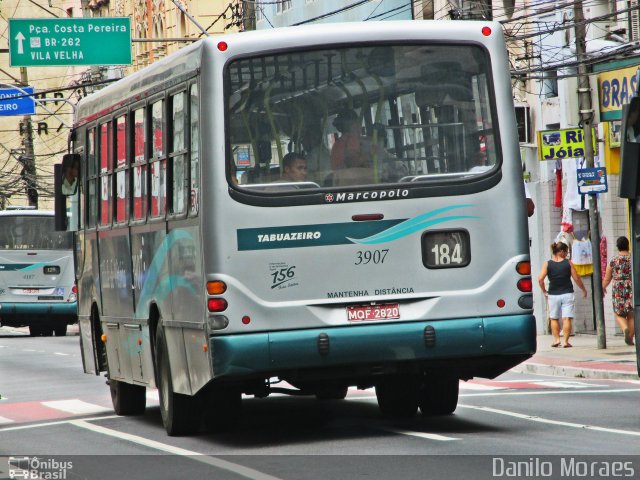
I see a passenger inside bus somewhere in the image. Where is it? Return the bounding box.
[301,120,331,183]
[330,109,369,170]
[279,152,308,182]
[62,156,80,195]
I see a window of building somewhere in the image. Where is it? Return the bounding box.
[276,0,292,14]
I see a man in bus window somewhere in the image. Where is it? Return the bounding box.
[281,152,308,182]
[330,109,369,169]
[62,157,80,195]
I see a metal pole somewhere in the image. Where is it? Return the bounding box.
[574,1,606,348]
[19,67,38,208]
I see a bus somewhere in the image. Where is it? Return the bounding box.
[0,207,77,336]
[55,20,536,436]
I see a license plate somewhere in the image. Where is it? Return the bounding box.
[346,303,400,321]
[22,289,39,294]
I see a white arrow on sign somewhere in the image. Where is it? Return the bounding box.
[14,32,25,54]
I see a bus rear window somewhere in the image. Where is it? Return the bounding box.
[226,43,497,192]
[0,216,73,250]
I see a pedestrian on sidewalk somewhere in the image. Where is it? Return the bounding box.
[602,236,635,345]
[538,241,588,348]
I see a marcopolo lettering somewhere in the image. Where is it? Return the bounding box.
[334,189,410,203]
[257,231,321,243]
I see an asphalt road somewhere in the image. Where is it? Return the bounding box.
[1,328,640,479]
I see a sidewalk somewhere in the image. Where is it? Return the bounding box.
[511,333,639,380]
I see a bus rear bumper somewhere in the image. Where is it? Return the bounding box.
[210,314,536,380]
[0,302,78,326]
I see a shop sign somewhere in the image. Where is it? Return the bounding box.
[537,127,596,161]
[577,167,608,194]
[598,64,640,121]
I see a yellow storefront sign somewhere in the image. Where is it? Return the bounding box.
[537,127,596,161]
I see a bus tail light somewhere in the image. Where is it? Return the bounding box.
[516,261,531,275]
[68,284,78,302]
[207,281,227,295]
[207,298,228,312]
[207,315,229,330]
[517,278,533,292]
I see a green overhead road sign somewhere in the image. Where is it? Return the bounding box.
[8,17,132,67]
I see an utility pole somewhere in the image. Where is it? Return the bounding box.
[574,2,606,348]
[20,67,38,208]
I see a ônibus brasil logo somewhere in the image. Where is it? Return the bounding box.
[324,189,409,203]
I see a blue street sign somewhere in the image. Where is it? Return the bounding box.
[0,87,36,116]
[577,167,608,195]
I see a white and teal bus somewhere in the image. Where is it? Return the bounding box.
[0,207,77,336]
[56,20,535,436]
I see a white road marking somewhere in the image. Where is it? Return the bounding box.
[0,415,119,431]
[0,416,14,425]
[41,399,111,415]
[70,420,283,480]
[459,404,640,437]
[380,427,459,441]
[460,388,640,397]
[53,352,69,356]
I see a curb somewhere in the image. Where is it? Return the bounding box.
[511,362,639,380]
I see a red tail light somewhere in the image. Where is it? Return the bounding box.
[517,278,533,292]
[72,284,78,294]
[207,298,228,312]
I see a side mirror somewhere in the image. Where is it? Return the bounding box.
[60,153,81,196]
[54,163,67,231]
[620,97,640,199]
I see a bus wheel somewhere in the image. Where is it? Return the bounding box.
[315,384,349,400]
[29,325,41,336]
[41,326,54,337]
[375,375,418,417]
[418,375,459,416]
[155,326,202,436]
[54,324,67,336]
[203,385,242,432]
[110,378,146,415]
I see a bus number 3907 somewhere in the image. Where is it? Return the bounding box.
[355,249,389,265]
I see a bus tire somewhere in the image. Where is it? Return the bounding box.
[375,375,418,418]
[110,378,146,415]
[29,325,41,336]
[156,326,202,436]
[418,375,459,416]
[202,385,242,432]
[54,324,67,336]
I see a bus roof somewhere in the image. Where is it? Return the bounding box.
[74,20,502,125]
[0,209,54,217]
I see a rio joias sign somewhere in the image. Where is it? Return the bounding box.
[537,127,597,161]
